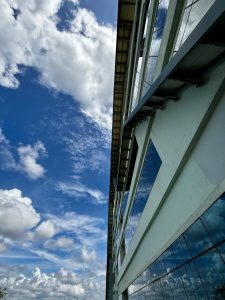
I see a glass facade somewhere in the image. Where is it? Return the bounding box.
[124,140,162,252]
[127,193,225,299]
[173,0,215,54]
[121,191,129,220]
[130,0,152,112]
[142,0,170,97]
[131,57,143,112]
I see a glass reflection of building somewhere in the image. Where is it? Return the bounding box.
[106,1,225,300]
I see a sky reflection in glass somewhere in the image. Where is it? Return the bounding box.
[128,192,225,299]
[142,0,170,97]
[174,0,215,54]
[125,141,161,252]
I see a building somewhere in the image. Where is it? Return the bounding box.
[106,0,225,299]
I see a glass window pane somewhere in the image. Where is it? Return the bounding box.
[194,248,225,298]
[148,279,163,300]
[142,0,170,96]
[161,245,177,273]
[131,57,143,111]
[125,141,161,250]
[172,235,192,267]
[157,254,167,277]
[161,274,173,299]
[217,242,225,263]
[201,193,225,245]
[149,260,160,283]
[184,219,213,257]
[121,191,129,219]
[179,261,208,299]
[169,269,187,300]
[174,0,215,53]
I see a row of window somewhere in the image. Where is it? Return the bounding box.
[130,0,216,113]
[127,193,225,299]
[131,0,170,111]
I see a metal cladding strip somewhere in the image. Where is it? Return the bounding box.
[106,0,136,299]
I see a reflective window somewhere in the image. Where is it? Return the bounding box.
[195,248,225,298]
[142,0,170,97]
[130,1,152,112]
[161,274,173,299]
[217,242,225,263]
[201,194,225,245]
[171,235,192,267]
[125,141,161,251]
[131,57,143,112]
[121,191,129,220]
[128,192,225,299]
[119,237,126,269]
[183,218,213,257]
[149,279,163,299]
[173,0,215,54]
[179,261,207,299]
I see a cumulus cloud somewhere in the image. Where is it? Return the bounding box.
[0,128,47,179]
[0,266,84,300]
[0,265,106,300]
[35,220,56,240]
[57,181,106,205]
[0,188,40,239]
[18,141,47,179]
[0,0,116,128]
[56,267,79,284]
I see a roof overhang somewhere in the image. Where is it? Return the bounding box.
[106,1,136,299]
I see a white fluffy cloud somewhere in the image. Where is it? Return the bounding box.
[0,0,116,128]
[81,248,96,263]
[0,188,40,238]
[35,220,56,240]
[0,265,106,300]
[0,266,85,300]
[0,128,47,179]
[18,141,47,179]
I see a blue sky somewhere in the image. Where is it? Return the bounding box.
[0,1,117,299]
